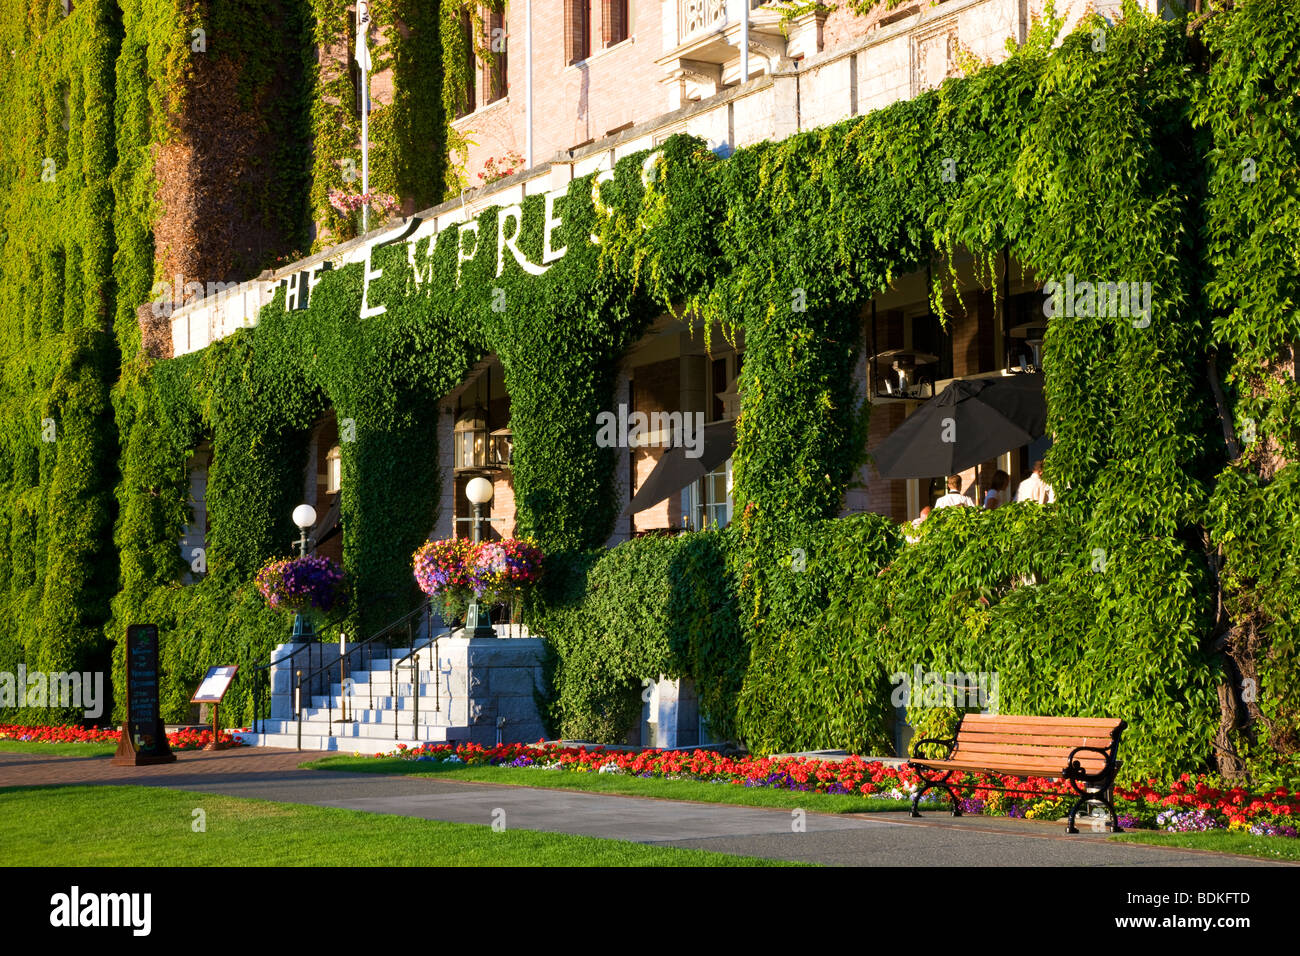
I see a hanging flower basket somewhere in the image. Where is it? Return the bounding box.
[254,555,349,615]
[472,538,544,606]
[413,538,478,624]
[413,537,544,626]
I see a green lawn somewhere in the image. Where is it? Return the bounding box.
[0,785,798,867]
[1110,830,1300,863]
[0,739,116,756]
[306,754,912,814]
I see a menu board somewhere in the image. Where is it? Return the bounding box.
[112,624,175,765]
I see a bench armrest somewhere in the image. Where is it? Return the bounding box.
[909,736,957,761]
[1064,744,1118,782]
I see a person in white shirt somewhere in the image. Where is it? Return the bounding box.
[1016,459,1056,504]
[983,470,1010,509]
[934,476,975,509]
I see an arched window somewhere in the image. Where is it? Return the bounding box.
[326,445,342,494]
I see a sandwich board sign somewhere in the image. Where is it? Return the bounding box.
[111,624,176,765]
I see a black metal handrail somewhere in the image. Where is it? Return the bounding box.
[294,601,430,748]
[248,641,318,735]
[390,616,451,741]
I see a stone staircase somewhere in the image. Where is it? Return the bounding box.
[234,634,548,752]
[234,653,472,751]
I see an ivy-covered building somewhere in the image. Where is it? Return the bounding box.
[2,0,1298,783]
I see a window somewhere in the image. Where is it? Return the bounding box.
[325,446,342,494]
[602,0,628,46]
[565,0,590,65]
[456,10,477,117]
[693,459,732,529]
[484,9,507,103]
[349,17,363,120]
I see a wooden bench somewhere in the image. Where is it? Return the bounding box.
[906,713,1127,833]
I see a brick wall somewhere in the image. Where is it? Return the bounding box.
[454,1,667,180]
[853,401,909,523]
[949,289,994,379]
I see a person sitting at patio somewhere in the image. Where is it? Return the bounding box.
[935,476,975,509]
[902,505,932,544]
[1016,459,1056,504]
[983,470,1010,509]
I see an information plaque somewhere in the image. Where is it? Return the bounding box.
[191,665,239,751]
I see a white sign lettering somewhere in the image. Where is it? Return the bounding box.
[543,189,567,264]
[496,204,550,277]
[351,149,663,318]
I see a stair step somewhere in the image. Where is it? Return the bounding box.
[253,719,461,740]
[234,731,464,752]
[311,694,451,710]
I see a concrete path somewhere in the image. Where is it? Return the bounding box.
[0,748,1288,867]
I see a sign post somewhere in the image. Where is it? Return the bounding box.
[112,624,176,765]
[191,666,239,751]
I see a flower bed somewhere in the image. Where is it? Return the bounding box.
[0,724,244,751]
[361,742,1300,836]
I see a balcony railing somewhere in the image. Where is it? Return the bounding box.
[680,0,727,38]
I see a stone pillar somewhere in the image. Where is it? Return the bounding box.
[269,641,343,719]
[448,636,548,745]
[644,676,706,749]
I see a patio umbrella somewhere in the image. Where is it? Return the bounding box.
[625,419,736,514]
[870,373,1046,479]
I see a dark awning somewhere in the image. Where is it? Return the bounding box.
[625,419,736,515]
[308,495,342,550]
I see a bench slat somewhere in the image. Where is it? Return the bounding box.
[949,757,1107,773]
[911,758,1085,777]
[954,721,1121,738]
[961,714,1122,729]
[955,738,1115,756]
[956,732,1117,748]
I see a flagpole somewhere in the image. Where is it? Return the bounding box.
[358,2,371,233]
[740,0,749,83]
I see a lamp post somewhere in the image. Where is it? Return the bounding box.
[464,477,496,638]
[291,503,317,643]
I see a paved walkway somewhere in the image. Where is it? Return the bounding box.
[0,748,1288,867]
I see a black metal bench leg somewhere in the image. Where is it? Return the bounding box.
[1104,789,1123,832]
[910,783,929,818]
[1066,794,1087,834]
[946,785,962,817]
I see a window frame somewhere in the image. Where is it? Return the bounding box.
[565,0,591,66]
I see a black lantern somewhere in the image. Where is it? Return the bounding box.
[453,407,489,471]
[489,426,513,467]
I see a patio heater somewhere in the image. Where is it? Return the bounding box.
[464,477,496,638]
